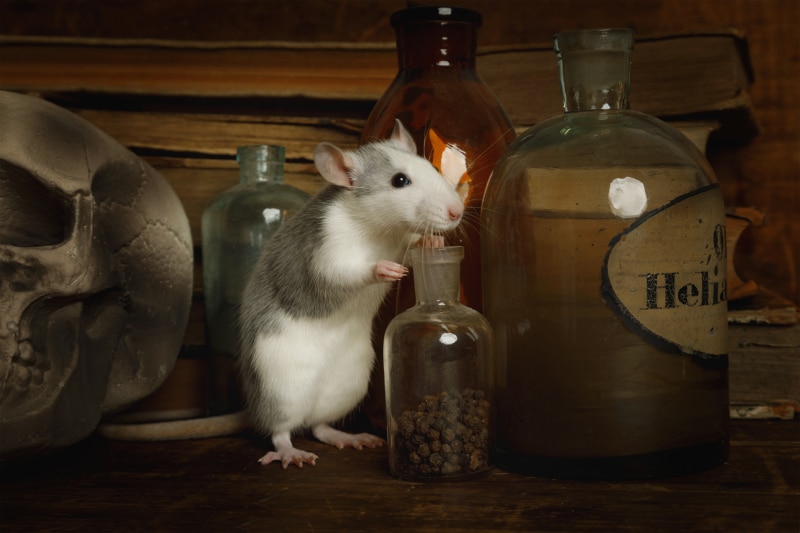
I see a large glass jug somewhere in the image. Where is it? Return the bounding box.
[481,28,729,480]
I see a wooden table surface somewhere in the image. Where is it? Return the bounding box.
[1,419,798,532]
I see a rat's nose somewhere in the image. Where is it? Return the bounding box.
[448,204,463,221]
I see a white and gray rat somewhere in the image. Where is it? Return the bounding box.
[238,119,464,468]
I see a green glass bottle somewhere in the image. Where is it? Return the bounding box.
[201,145,309,415]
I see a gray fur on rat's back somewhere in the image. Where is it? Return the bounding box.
[238,186,346,430]
[241,144,397,330]
[244,185,346,328]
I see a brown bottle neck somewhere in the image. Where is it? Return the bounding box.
[395,20,478,70]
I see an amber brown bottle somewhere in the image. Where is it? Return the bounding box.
[362,5,516,313]
[361,6,515,428]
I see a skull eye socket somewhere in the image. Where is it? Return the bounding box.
[0,161,72,247]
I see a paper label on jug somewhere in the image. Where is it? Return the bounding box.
[601,184,728,358]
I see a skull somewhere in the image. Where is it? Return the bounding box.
[0,91,194,459]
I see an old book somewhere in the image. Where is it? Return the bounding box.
[0,29,755,139]
[729,322,800,419]
[727,285,799,419]
[479,30,756,138]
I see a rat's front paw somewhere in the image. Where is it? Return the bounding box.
[375,260,407,282]
[418,234,445,248]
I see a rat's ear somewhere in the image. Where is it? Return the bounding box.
[314,142,356,188]
[390,119,418,154]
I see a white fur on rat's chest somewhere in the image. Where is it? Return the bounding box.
[314,198,414,292]
[253,200,413,432]
[261,302,378,431]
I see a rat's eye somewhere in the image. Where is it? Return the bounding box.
[391,173,411,188]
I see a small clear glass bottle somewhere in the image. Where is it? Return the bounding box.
[201,145,310,415]
[384,246,494,482]
[481,29,729,479]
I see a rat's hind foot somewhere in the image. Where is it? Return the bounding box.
[258,449,318,468]
[259,431,319,468]
[312,423,385,450]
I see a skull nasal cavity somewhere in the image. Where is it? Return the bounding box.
[0,162,72,247]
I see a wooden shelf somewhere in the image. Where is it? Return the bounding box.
[1,419,797,531]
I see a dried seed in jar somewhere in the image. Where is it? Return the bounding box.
[422,395,438,411]
[469,451,481,471]
[429,453,445,467]
[441,462,462,475]
[391,388,491,478]
[450,439,463,454]
[417,443,431,458]
[397,413,414,437]
[442,428,455,443]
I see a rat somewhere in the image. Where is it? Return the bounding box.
[238,119,465,468]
